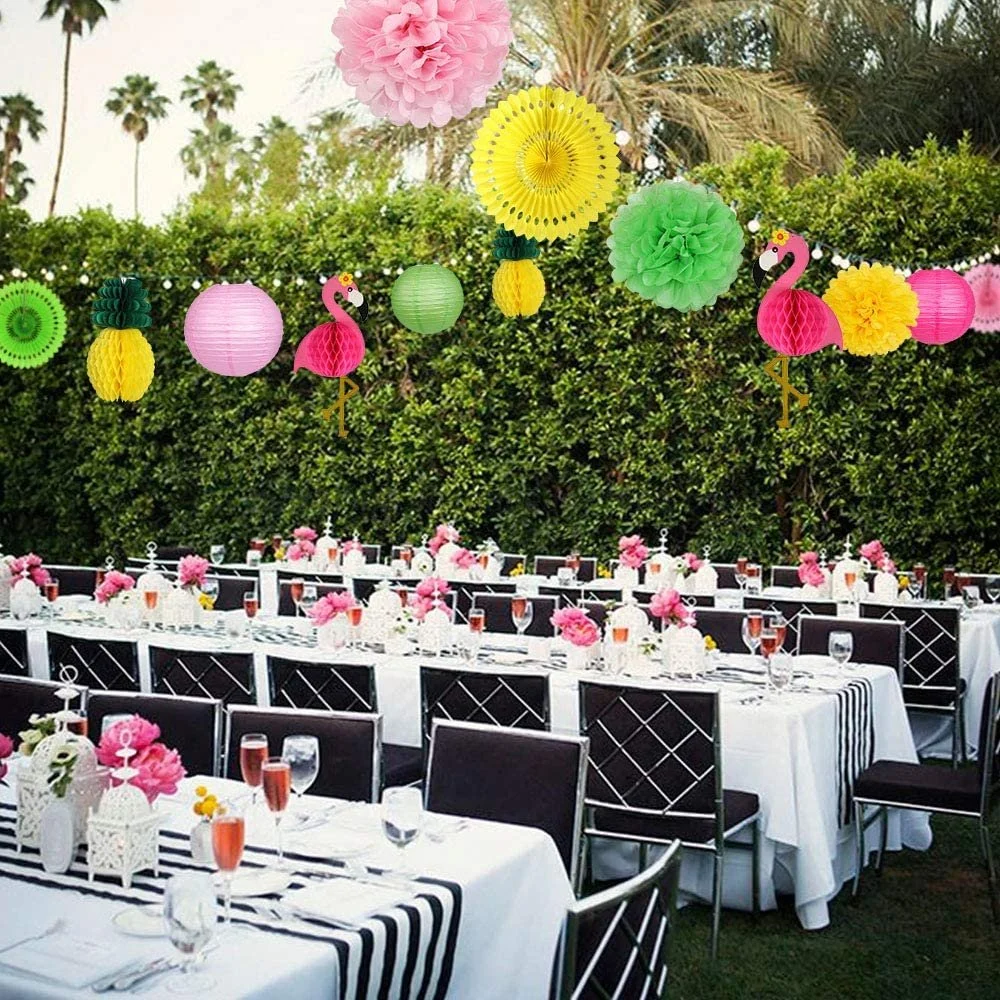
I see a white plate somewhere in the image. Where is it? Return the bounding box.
[490,651,525,665]
[290,829,373,859]
[112,904,165,938]
[216,868,292,898]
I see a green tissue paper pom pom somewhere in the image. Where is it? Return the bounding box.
[91,275,153,330]
[493,227,540,262]
[607,181,745,312]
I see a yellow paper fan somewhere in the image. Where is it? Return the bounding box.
[471,86,620,242]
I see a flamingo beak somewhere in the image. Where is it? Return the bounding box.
[358,298,369,322]
[752,259,767,289]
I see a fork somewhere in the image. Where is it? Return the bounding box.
[0,918,66,954]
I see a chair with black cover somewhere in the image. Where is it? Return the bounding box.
[46,631,139,691]
[451,581,516,623]
[581,601,612,630]
[0,627,31,676]
[852,676,1000,920]
[470,593,557,637]
[744,595,837,652]
[150,645,255,705]
[426,720,588,885]
[859,602,965,765]
[212,575,258,612]
[225,705,381,802]
[533,555,598,583]
[579,681,760,958]
[633,588,714,610]
[46,565,101,597]
[0,676,88,738]
[798,616,905,674]
[88,691,222,777]
[692,608,752,654]
[277,579,349,617]
[127,558,180,574]
[551,839,682,1000]
[712,564,740,590]
[769,565,802,589]
[541,585,624,610]
[499,552,527,576]
[351,575,414,605]
[267,656,376,713]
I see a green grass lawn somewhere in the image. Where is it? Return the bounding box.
[668,815,1000,1000]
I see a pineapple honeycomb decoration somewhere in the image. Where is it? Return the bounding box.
[491,227,546,318]
[87,276,155,402]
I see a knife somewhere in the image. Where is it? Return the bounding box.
[90,960,145,993]
[105,957,173,992]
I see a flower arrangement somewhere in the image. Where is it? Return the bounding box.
[509,562,525,577]
[9,553,50,587]
[293,526,318,542]
[618,535,649,570]
[16,716,80,796]
[410,576,453,620]
[177,554,209,590]
[287,539,317,561]
[704,635,718,651]
[193,784,222,819]
[17,713,56,756]
[597,563,612,579]
[451,547,476,570]
[342,539,364,554]
[650,588,697,628]
[860,539,896,573]
[675,552,703,578]
[898,574,911,592]
[97,715,186,804]
[0,732,13,785]
[550,607,601,647]
[307,591,356,626]
[797,551,825,588]
[95,570,135,604]
[428,523,460,556]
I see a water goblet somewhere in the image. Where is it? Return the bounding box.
[209,545,226,567]
[282,735,320,820]
[943,565,956,600]
[741,612,763,660]
[987,576,1000,605]
[829,630,854,670]
[382,786,422,879]
[768,651,794,697]
[163,871,217,994]
[907,574,923,601]
[200,577,219,611]
[512,596,533,639]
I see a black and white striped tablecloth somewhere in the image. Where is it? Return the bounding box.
[836,677,875,827]
[0,802,461,1000]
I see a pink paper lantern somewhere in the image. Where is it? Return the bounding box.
[184,284,283,376]
[906,269,975,345]
[965,264,1000,332]
[293,321,365,378]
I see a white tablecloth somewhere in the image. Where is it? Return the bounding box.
[0,777,571,1000]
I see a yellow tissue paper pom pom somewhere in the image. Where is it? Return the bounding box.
[822,263,919,356]
[492,259,546,318]
[87,327,155,401]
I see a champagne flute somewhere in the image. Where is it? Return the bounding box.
[382,786,422,879]
[468,608,486,634]
[741,612,763,659]
[261,757,291,869]
[760,627,778,662]
[44,577,59,619]
[163,872,217,994]
[768,613,788,652]
[829,630,854,670]
[211,805,245,929]
[239,733,267,808]
[144,588,159,630]
[734,556,748,592]
[566,551,581,581]
[243,591,258,637]
[289,578,305,617]
[512,596,533,639]
[282,735,320,820]
[745,563,762,594]
[209,545,226,567]
[610,625,629,674]
[346,604,363,649]
[912,563,927,599]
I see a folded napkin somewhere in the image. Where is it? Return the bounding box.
[0,929,133,989]
[284,878,413,924]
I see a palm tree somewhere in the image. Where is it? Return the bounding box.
[106,74,170,217]
[6,161,35,204]
[41,0,117,217]
[180,61,242,127]
[180,121,243,182]
[0,93,45,202]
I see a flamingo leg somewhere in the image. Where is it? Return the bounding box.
[763,355,810,428]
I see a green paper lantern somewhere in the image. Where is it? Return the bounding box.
[390,264,464,334]
[0,280,67,368]
[91,275,152,330]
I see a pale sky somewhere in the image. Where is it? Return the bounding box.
[1,0,352,221]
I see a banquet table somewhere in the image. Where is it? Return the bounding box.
[0,776,572,999]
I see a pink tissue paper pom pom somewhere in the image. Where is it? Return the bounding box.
[333,0,513,129]
[308,591,356,626]
[451,547,476,569]
[97,715,161,766]
[177,555,209,589]
[293,526,318,541]
[126,743,187,803]
[416,576,452,599]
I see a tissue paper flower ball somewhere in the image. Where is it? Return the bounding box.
[607,182,744,312]
[87,327,155,401]
[965,264,1000,333]
[822,263,919,356]
[332,0,512,128]
[293,321,365,378]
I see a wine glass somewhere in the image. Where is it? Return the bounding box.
[610,625,629,674]
[382,786,422,879]
[144,589,159,630]
[163,871,217,994]
[565,551,582,581]
[211,804,245,928]
[44,577,59,618]
[299,584,318,619]
[512,596,534,639]
[346,604,363,649]
[243,591,258,636]
[200,577,219,611]
[209,545,226,567]
[239,733,267,808]
[744,563,762,595]
[768,652,794,697]
[843,569,858,606]
[289,578,305,617]
[734,556,748,592]
[986,576,1000,605]
[829,630,854,670]
[768,613,788,652]
[943,565,956,599]
[741,612,763,659]
[261,757,291,869]
[759,628,778,662]
[282,735,320,819]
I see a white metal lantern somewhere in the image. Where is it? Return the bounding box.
[136,542,171,623]
[0,551,13,612]
[693,547,719,596]
[315,515,338,572]
[342,534,367,576]
[412,537,434,577]
[419,605,452,655]
[365,581,402,644]
[9,574,42,620]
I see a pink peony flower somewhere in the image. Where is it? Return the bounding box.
[9,553,50,588]
[427,523,460,556]
[287,539,317,561]
[451,547,476,570]
[177,555,209,589]
[293,526,318,542]
[681,552,703,573]
[880,557,897,574]
[551,606,589,630]
[618,534,650,570]
[0,732,12,779]
[859,539,886,565]
[408,594,453,621]
[333,0,512,129]
[308,591,356,626]
[97,715,161,767]
[95,570,135,604]
[650,588,696,628]
[562,617,601,647]
[342,539,363,554]
[125,743,186,803]
[416,576,451,599]
[798,562,825,587]
[799,551,819,564]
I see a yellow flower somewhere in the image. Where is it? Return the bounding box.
[597,564,612,579]
[898,575,910,590]
[704,634,718,651]
[193,801,204,816]
[274,547,285,561]
[822,263,919,356]
[198,593,215,610]
[195,785,207,798]
[771,229,790,246]
[510,563,524,577]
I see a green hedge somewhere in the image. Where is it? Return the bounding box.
[1,140,999,571]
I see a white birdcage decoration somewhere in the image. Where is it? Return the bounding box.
[136,542,171,623]
[419,602,452,655]
[162,585,200,627]
[644,529,675,591]
[342,533,367,576]
[663,625,706,677]
[412,536,434,577]
[87,729,160,889]
[16,669,108,851]
[9,572,42,620]
[831,538,863,603]
[608,599,651,643]
[693,547,719,596]
[315,515,338,572]
[365,581,402,644]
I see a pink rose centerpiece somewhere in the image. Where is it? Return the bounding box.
[797,551,826,588]
[409,576,453,620]
[307,591,357,626]
[293,525,318,542]
[10,553,50,588]
[860,538,896,573]
[177,554,209,591]
[551,606,601,647]
[287,539,317,561]
[427,523,460,556]
[0,732,13,784]
[650,588,697,629]
[618,535,650,570]
[97,715,186,803]
[95,570,135,604]
[342,539,363,554]
[451,547,476,571]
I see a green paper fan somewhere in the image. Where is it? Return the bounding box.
[91,275,152,330]
[0,280,67,368]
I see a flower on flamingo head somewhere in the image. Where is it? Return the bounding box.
[650,588,696,628]
[427,523,460,556]
[308,591,356,626]
[177,555,209,589]
[451,547,476,570]
[416,576,452,599]
[293,525,318,542]
[618,534,650,570]
[9,553,50,588]
[95,570,135,604]
[287,539,317,561]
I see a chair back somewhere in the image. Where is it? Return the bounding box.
[769,565,801,589]
[451,581,516,623]
[277,579,349,617]
[743,596,838,651]
[0,627,30,676]
[150,646,255,705]
[533,556,598,583]
[798,616,904,673]
[351,575,411,605]
[0,676,88,738]
[419,665,549,751]
[690,608,750,654]
[470,593,558,637]
[859,603,962,709]
[267,656,377,714]
[46,632,140,691]
[426,720,588,885]
[978,676,1000,817]
[633,588,714,609]
[46,565,101,597]
[541,585,624,609]
[88,691,222,777]
[225,705,380,802]
[211,574,257,612]
[579,681,720,831]
[955,573,1000,599]
[499,552,527,576]
[552,840,682,1000]
[711,563,740,590]
[581,601,611,629]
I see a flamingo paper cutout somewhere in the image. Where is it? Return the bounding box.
[294,272,368,437]
[753,230,842,427]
